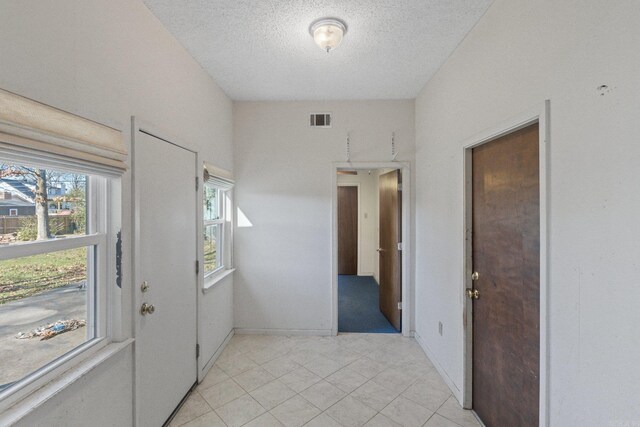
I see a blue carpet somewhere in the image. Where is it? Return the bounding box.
[338,275,398,333]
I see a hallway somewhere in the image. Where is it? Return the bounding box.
[338,275,397,333]
[170,334,481,426]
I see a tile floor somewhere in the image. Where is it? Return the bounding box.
[169,334,482,427]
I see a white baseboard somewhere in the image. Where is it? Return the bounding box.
[414,331,463,403]
[234,328,332,336]
[199,328,234,382]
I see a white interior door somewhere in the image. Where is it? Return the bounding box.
[134,130,198,427]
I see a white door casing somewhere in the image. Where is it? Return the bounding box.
[133,128,198,426]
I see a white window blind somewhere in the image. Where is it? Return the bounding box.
[0,88,126,177]
[203,162,234,190]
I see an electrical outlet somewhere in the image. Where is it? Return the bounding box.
[438,321,443,336]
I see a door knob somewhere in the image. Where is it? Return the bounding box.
[140,303,155,315]
[471,271,479,280]
[466,289,480,299]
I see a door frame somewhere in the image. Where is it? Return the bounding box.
[131,117,200,426]
[331,161,412,337]
[336,183,361,275]
[461,101,550,426]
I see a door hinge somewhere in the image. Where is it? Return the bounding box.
[196,343,200,358]
[397,242,404,251]
[397,183,403,191]
[398,301,403,310]
[196,260,200,275]
[196,176,199,191]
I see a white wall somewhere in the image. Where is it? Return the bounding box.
[337,171,379,281]
[0,0,234,423]
[234,101,415,333]
[414,1,640,426]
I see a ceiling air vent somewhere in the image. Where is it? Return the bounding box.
[310,113,331,128]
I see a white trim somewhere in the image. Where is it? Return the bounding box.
[337,182,361,275]
[0,233,104,260]
[461,101,550,427]
[332,161,412,337]
[234,328,333,336]
[203,268,235,293]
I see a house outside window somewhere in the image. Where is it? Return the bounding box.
[8,208,17,216]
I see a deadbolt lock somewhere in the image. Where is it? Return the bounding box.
[141,281,149,293]
[471,271,479,281]
[466,288,480,299]
[140,303,155,315]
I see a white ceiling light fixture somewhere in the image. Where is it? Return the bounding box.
[309,17,347,53]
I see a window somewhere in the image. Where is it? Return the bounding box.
[0,88,125,408]
[0,162,109,398]
[8,208,17,216]
[202,164,234,285]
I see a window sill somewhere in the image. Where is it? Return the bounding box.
[0,339,133,424]
[203,268,235,293]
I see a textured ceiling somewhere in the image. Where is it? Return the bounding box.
[143,0,494,101]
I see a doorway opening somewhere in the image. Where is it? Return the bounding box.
[333,165,409,335]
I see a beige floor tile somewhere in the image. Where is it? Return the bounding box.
[279,366,322,393]
[199,378,246,409]
[180,410,226,427]
[348,357,388,379]
[325,395,377,427]
[289,348,325,365]
[423,414,464,427]
[299,380,347,411]
[436,396,482,427]
[371,367,417,394]
[215,353,259,376]
[303,413,344,427]
[262,356,302,378]
[327,348,361,365]
[303,356,344,378]
[363,413,402,427]
[215,394,265,427]
[169,391,212,426]
[197,366,230,392]
[270,395,321,427]
[250,379,297,410]
[234,366,276,392]
[402,377,451,411]
[243,412,285,427]
[350,380,400,411]
[245,345,289,365]
[381,396,434,427]
[326,367,368,393]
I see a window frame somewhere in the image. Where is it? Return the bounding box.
[200,165,234,291]
[8,208,17,216]
[0,171,115,411]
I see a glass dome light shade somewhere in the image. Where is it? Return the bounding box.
[310,18,347,52]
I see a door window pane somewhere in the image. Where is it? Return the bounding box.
[0,246,93,391]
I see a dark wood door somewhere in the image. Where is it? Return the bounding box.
[338,186,358,275]
[379,170,401,331]
[472,124,540,427]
